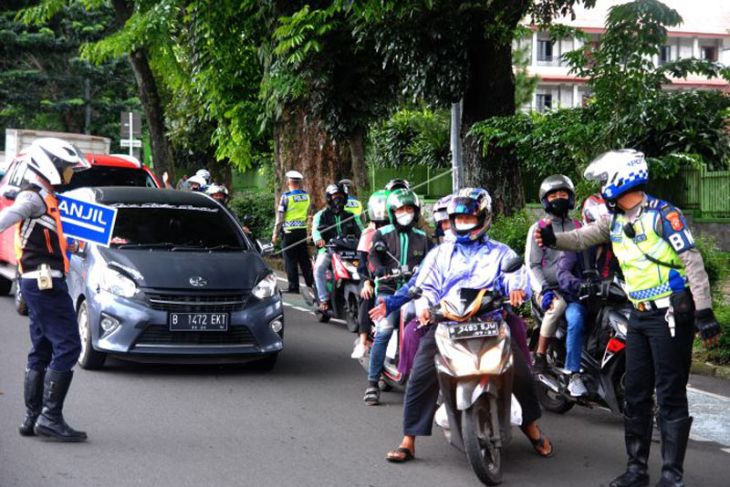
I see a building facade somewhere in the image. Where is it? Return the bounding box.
[519,0,730,112]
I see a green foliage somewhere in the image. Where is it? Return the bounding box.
[229,190,276,240]
[366,108,450,168]
[489,210,533,255]
[701,303,730,365]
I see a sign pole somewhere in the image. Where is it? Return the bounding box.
[128,112,134,157]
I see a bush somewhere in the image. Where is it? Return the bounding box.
[229,191,277,241]
[489,209,533,255]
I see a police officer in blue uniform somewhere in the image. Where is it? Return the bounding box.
[0,138,90,442]
[272,170,315,293]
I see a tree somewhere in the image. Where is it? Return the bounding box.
[0,0,139,150]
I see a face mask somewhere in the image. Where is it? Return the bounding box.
[454,221,477,233]
[396,213,414,226]
[548,198,570,215]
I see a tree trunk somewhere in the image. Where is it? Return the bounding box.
[460,3,527,216]
[111,0,175,180]
[274,105,353,210]
[347,130,367,199]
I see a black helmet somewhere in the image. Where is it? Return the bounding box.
[539,174,575,215]
[325,183,347,213]
[338,179,354,194]
[385,178,410,191]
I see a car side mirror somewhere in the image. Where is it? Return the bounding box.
[502,255,523,274]
[257,239,274,256]
[2,188,18,200]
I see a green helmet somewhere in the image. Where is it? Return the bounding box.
[368,190,389,223]
[387,189,421,229]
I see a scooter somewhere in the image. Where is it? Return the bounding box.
[421,255,524,486]
[304,236,362,328]
[355,269,416,391]
[530,276,631,415]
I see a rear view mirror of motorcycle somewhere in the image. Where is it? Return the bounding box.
[373,241,387,253]
[257,239,275,256]
[502,255,523,274]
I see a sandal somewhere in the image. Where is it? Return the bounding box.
[521,425,554,458]
[363,386,380,406]
[386,447,414,463]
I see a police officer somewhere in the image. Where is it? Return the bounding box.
[272,170,314,294]
[339,178,364,224]
[536,150,721,487]
[0,138,90,442]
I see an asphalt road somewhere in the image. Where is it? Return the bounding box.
[1,291,729,487]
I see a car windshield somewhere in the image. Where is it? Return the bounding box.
[57,166,156,192]
[109,205,247,250]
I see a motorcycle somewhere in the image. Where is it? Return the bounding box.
[355,267,416,391]
[426,256,523,486]
[529,276,631,415]
[303,236,362,329]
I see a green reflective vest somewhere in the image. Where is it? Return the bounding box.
[283,191,310,232]
[610,208,687,304]
[345,198,363,217]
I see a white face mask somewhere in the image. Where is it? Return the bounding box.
[455,221,477,232]
[396,213,414,226]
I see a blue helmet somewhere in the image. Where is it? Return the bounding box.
[447,188,492,243]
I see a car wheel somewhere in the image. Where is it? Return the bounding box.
[0,276,11,296]
[14,280,28,316]
[251,353,278,372]
[77,300,107,370]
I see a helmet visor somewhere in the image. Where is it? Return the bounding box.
[447,196,480,217]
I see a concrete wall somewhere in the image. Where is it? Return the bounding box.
[686,216,730,252]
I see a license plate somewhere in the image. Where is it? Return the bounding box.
[169,313,229,331]
[447,321,500,340]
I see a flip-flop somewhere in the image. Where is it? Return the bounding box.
[386,447,414,463]
[522,426,554,458]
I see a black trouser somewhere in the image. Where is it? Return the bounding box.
[402,326,541,436]
[358,294,374,335]
[624,307,694,422]
[282,229,313,290]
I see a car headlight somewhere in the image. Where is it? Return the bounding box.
[100,266,138,298]
[252,273,278,299]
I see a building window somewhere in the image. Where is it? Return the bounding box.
[537,40,554,62]
[701,46,717,62]
[536,94,553,113]
[659,45,671,65]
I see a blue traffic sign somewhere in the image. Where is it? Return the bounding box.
[57,195,117,247]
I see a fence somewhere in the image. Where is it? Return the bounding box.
[650,165,730,219]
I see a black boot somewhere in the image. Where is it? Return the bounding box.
[33,369,87,442]
[609,415,652,487]
[655,416,692,487]
[19,368,45,436]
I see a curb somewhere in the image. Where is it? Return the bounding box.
[691,359,730,380]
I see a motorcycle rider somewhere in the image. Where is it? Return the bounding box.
[535,149,721,487]
[205,184,230,206]
[195,168,211,187]
[526,175,588,396]
[352,190,390,359]
[582,193,619,279]
[385,188,552,462]
[339,178,365,224]
[184,175,206,192]
[0,138,90,442]
[272,170,314,294]
[312,183,363,311]
[364,188,431,406]
[431,194,453,244]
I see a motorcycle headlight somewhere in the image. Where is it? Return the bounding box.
[100,266,138,298]
[252,273,278,299]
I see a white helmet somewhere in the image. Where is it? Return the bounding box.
[206,184,229,202]
[195,169,211,183]
[186,175,206,191]
[285,170,304,181]
[584,149,648,202]
[27,137,88,185]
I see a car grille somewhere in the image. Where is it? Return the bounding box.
[135,326,257,347]
[145,292,248,312]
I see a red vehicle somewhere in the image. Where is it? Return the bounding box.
[0,151,160,298]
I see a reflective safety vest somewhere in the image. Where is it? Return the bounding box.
[345,197,363,217]
[282,190,310,232]
[610,206,687,304]
[14,186,69,274]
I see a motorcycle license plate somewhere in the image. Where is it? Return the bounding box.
[448,321,500,340]
[169,313,229,331]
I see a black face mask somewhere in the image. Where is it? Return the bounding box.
[547,198,570,216]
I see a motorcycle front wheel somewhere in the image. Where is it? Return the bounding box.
[462,398,502,486]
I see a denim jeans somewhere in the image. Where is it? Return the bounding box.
[367,293,398,383]
[565,301,586,373]
[313,252,330,302]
